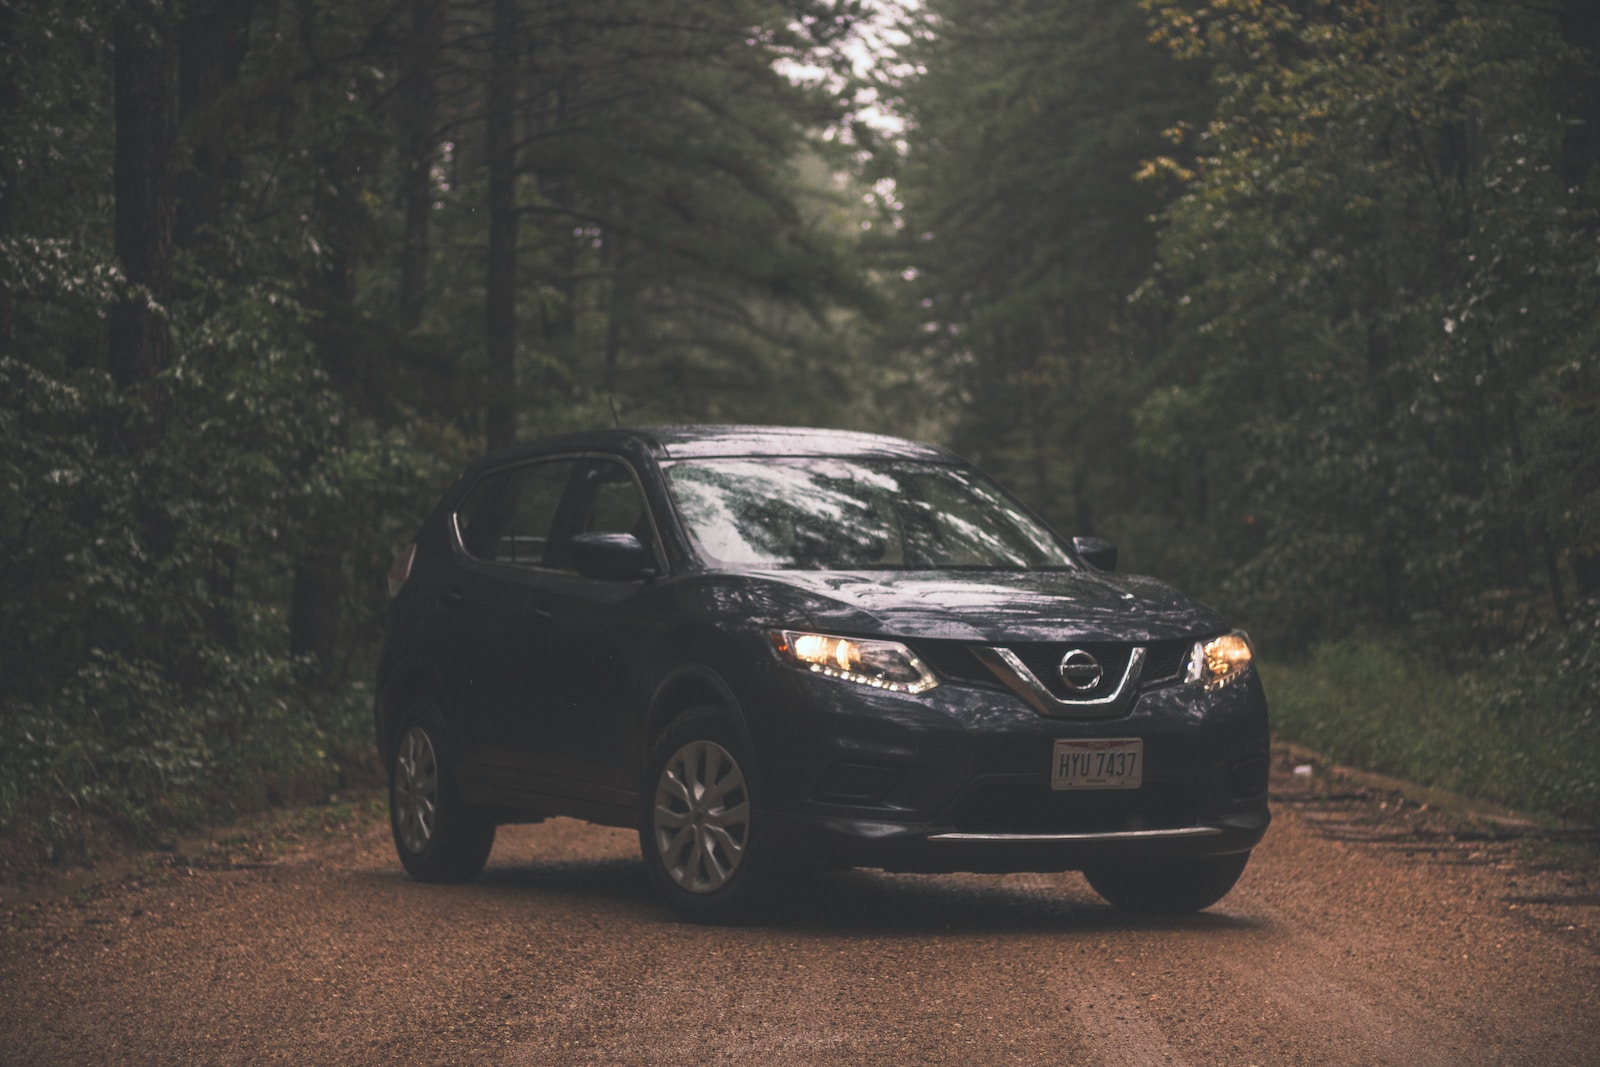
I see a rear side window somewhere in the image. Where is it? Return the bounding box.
[457,460,575,568]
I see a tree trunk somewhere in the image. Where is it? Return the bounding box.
[602,226,630,394]
[1560,0,1600,187]
[176,0,251,255]
[108,6,179,450]
[177,0,252,650]
[398,0,444,333]
[290,551,344,683]
[288,79,377,683]
[484,0,519,450]
[0,2,18,359]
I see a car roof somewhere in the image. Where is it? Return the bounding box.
[640,425,959,461]
[472,425,961,468]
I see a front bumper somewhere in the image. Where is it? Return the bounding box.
[742,659,1272,874]
[762,805,1268,874]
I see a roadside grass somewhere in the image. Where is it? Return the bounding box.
[162,791,389,871]
[0,680,382,887]
[0,789,388,919]
[1262,635,1600,829]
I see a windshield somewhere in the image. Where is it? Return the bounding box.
[663,457,1078,570]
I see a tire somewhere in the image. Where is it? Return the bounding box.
[389,700,496,883]
[639,708,771,924]
[1083,851,1251,914]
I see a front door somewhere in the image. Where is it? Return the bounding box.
[438,457,576,787]
[450,454,664,815]
[518,458,665,800]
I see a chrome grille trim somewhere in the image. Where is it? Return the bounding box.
[972,645,1146,718]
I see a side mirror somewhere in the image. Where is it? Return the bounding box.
[569,532,655,582]
[1072,536,1117,572]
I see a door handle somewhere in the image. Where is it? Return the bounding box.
[437,588,465,610]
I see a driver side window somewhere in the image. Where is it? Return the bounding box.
[576,461,649,537]
[547,459,655,574]
[459,460,576,569]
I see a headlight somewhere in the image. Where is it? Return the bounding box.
[769,630,940,694]
[1185,631,1254,690]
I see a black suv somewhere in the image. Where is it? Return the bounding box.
[377,426,1269,921]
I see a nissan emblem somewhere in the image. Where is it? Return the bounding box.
[1058,649,1104,691]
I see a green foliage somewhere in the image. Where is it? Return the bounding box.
[1264,607,1600,826]
[481,0,882,433]
[8,0,1594,856]
[0,301,410,839]
[875,0,1214,539]
[0,0,896,858]
[1135,0,1598,635]
[879,0,1600,818]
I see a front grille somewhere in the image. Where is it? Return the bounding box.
[941,779,1199,835]
[1141,638,1194,686]
[1007,642,1135,701]
[912,637,1200,696]
[909,640,1002,688]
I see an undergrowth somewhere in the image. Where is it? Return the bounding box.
[1263,604,1600,827]
[0,669,378,875]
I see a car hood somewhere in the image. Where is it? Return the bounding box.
[741,568,1228,644]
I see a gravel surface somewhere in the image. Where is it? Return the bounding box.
[3,749,1597,1066]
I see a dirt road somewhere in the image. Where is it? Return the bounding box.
[3,756,1597,1066]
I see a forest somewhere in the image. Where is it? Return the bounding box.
[2,0,1597,860]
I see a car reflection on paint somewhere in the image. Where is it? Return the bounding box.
[377,426,1269,922]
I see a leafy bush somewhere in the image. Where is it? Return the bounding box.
[0,651,368,843]
[1475,600,1600,824]
[1264,614,1600,826]
[0,333,425,856]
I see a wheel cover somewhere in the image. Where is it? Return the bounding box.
[652,739,750,894]
[393,726,439,855]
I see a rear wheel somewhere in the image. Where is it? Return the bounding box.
[1083,851,1251,914]
[389,701,495,883]
[640,709,771,923]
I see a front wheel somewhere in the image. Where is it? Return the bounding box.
[389,701,495,883]
[640,709,772,923]
[1083,851,1251,914]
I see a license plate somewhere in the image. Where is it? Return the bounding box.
[1051,738,1143,790]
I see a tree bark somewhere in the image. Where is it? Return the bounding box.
[176,0,253,650]
[1561,0,1600,186]
[0,2,18,359]
[398,0,444,333]
[288,48,380,682]
[602,226,631,394]
[290,550,344,682]
[108,6,179,450]
[176,0,251,255]
[484,0,519,450]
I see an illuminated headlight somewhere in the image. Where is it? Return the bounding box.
[1185,631,1255,690]
[769,630,940,694]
